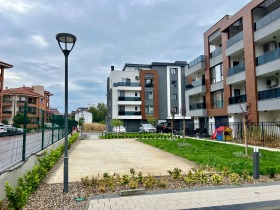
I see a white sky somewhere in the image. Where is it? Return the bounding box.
[0,0,251,113]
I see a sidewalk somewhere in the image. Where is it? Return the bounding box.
[85,182,280,210]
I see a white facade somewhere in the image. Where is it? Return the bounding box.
[75,111,92,123]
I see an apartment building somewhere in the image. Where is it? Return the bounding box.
[107,62,188,132]
[0,61,13,123]
[2,85,52,126]
[186,0,280,128]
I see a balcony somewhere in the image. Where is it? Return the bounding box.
[113,82,140,87]
[117,97,142,105]
[118,97,141,101]
[229,94,247,105]
[186,55,205,77]
[226,64,246,85]
[254,7,280,42]
[118,111,141,116]
[210,47,222,67]
[186,79,206,96]
[225,31,244,56]
[258,87,280,111]
[255,48,280,76]
[190,102,206,110]
[2,110,12,116]
[2,100,13,106]
[210,47,222,58]
[188,102,206,117]
[228,94,246,113]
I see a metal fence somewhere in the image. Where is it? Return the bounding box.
[0,102,77,174]
[177,121,280,148]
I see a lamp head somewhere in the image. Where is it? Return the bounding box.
[56,33,77,56]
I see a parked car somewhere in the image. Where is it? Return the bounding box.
[139,124,156,133]
[156,122,175,133]
[113,125,127,133]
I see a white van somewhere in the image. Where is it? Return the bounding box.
[0,123,6,133]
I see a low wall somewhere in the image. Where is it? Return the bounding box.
[0,137,65,200]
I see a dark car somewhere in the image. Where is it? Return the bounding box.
[156,122,175,133]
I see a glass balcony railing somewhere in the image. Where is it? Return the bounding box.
[210,47,222,59]
[229,94,247,105]
[189,102,206,110]
[188,55,205,68]
[118,97,141,101]
[227,63,245,77]
[113,82,140,87]
[118,111,141,116]
[256,48,280,66]
[226,31,244,48]
[255,7,280,31]
[186,79,205,89]
[2,111,12,114]
[258,87,280,101]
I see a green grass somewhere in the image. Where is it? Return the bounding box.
[139,138,280,175]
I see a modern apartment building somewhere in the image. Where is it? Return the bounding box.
[186,0,280,128]
[0,61,13,123]
[2,85,52,126]
[107,62,188,132]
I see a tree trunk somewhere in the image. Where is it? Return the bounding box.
[183,117,186,144]
[243,116,248,156]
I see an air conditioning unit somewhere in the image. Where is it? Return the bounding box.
[266,78,279,88]
[135,76,139,80]
[263,41,277,53]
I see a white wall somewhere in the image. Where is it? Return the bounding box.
[257,75,280,91]
[231,84,246,95]
[75,111,92,123]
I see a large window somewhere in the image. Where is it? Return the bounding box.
[145,92,154,100]
[211,90,224,108]
[210,63,223,84]
[145,106,154,114]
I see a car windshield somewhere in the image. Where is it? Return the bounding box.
[143,124,154,128]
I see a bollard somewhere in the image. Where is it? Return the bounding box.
[253,147,259,179]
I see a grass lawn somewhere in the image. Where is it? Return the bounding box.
[139,138,280,175]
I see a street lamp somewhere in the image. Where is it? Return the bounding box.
[56,33,77,193]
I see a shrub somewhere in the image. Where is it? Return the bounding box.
[121,175,130,185]
[167,168,183,179]
[265,167,277,178]
[144,174,156,189]
[229,173,240,183]
[211,174,223,185]
[242,170,252,181]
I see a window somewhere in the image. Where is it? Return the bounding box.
[170,68,177,75]
[145,106,154,114]
[210,63,223,84]
[145,79,154,87]
[135,92,137,97]
[118,91,125,97]
[171,94,177,100]
[211,90,224,108]
[171,107,177,114]
[40,99,44,104]
[145,92,154,100]
[135,106,138,111]
[171,80,177,87]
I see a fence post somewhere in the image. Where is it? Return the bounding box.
[51,114,54,144]
[22,102,27,161]
[41,109,45,150]
[261,122,264,147]
[240,122,243,143]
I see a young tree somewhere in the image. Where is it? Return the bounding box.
[111,119,124,133]
[146,115,158,126]
[13,113,30,127]
[78,117,85,134]
[88,103,108,123]
[239,103,251,156]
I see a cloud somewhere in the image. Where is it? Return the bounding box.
[30,35,49,49]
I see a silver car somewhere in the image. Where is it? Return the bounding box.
[139,124,156,132]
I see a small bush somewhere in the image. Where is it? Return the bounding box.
[211,174,223,185]
[144,174,156,189]
[265,167,277,178]
[167,168,183,179]
[229,173,240,183]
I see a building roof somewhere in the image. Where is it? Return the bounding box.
[122,61,187,71]
[3,86,52,98]
[0,61,13,69]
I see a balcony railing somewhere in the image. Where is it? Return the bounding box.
[258,87,280,101]
[255,7,280,31]
[226,31,244,48]
[118,97,141,101]
[118,111,141,116]
[227,63,245,77]
[3,100,13,103]
[188,55,205,68]
[256,48,280,66]
[190,102,206,110]
[212,100,224,109]
[210,47,222,59]
[229,94,247,105]
[2,111,12,114]
[113,82,140,87]
[186,79,205,89]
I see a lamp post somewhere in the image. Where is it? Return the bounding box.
[56,33,77,193]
